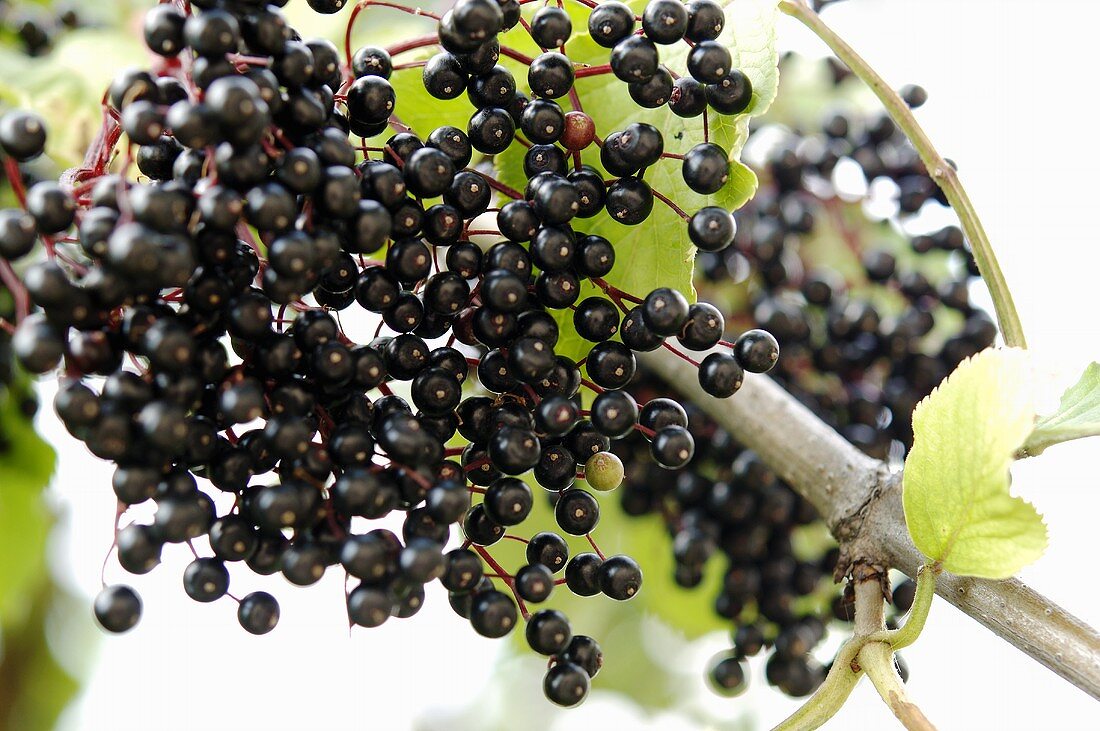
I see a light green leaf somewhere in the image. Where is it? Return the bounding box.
[1022,362,1100,457]
[902,348,1047,579]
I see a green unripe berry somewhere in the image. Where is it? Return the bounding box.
[584,452,624,492]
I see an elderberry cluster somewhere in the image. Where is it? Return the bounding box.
[606,58,982,698]
[0,0,775,709]
[706,70,992,459]
[612,380,834,697]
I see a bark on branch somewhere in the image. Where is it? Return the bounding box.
[639,348,1100,700]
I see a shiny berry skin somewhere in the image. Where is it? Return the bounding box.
[610,35,659,83]
[734,328,780,373]
[0,110,47,161]
[709,654,748,696]
[689,206,736,251]
[470,589,518,638]
[642,287,690,336]
[699,352,744,397]
[588,1,635,48]
[682,142,730,195]
[237,591,280,635]
[468,107,515,154]
[515,563,555,602]
[0,208,38,260]
[543,661,590,707]
[527,531,570,573]
[605,176,654,225]
[93,585,143,633]
[561,634,603,677]
[530,6,572,48]
[651,425,695,468]
[526,608,572,655]
[687,40,732,84]
[561,111,596,151]
[707,70,753,115]
[598,554,642,600]
[555,488,600,535]
[183,558,231,602]
[642,0,688,44]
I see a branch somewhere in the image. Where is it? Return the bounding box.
[778,0,1027,349]
[640,348,1100,700]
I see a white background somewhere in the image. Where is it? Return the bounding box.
[33,1,1100,729]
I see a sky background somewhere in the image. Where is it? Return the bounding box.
[30,0,1100,729]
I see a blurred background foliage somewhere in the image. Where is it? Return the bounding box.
[0,3,906,729]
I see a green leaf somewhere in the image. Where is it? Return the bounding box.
[1022,362,1100,457]
[0,378,57,626]
[902,348,1048,579]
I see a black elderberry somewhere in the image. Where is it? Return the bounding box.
[734,329,780,373]
[564,552,603,596]
[470,590,518,638]
[183,558,231,602]
[642,0,688,44]
[530,6,572,49]
[682,142,730,195]
[526,608,572,655]
[588,2,636,48]
[610,35,659,84]
[651,425,695,468]
[555,489,600,536]
[605,177,654,225]
[94,585,143,634]
[237,591,280,635]
[561,635,603,677]
[699,352,744,397]
[468,107,515,154]
[598,554,642,600]
[707,70,753,115]
[689,206,736,251]
[642,287,690,336]
[0,110,48,161]
[543,662,590,708]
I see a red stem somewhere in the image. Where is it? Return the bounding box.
[0,261,29,322]
[660,341,701,367]
[471,544,530,620]
[585,533,606,561]
[651,187,690,221]
[482,175,525,200]
[575,64,614,79]
[3,158,27,207]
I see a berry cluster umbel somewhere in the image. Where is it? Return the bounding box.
[605,55,986,699]
[0,0,775,709]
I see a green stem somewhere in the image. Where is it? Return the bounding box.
[867,565,937,650]
[860,641,937,730]
[778,0,1027,349]
[771,640,863,731]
